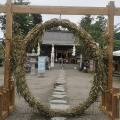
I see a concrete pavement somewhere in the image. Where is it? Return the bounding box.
[0,64,111,120]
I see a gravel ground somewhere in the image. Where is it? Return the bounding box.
[0,64,119,120]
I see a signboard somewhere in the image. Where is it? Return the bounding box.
[38,56,46,74]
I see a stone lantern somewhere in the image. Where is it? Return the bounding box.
[28,49,37,75]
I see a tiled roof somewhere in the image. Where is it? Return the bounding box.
[42,31,75,45]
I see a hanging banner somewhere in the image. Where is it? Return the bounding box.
[51,53,54,67]
[89,60,94,71]
[38,56,46,74]
[80,54,82,69]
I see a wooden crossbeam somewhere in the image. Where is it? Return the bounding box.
[115,7,120,16]
[0,4,6,13]
[0,4,120,15]
[12,5,108,15]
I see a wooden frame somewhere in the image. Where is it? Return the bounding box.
[0,0,119,120]
[0,4,120,15]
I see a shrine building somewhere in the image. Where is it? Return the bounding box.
[40,30,78,63]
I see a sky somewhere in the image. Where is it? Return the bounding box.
[0,0,120,38]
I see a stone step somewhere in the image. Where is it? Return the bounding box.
[53,91,66,95]
[52,94,67,99]
[55,87,65,92]
[50,103,70,110]
[51,117,66,120]
[50,99,67,104]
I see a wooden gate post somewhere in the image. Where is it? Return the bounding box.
[0,87,3,120]
[9,81,15,108]
[3,0,12,112]
[112,88,119,119]
[106,1,114,112]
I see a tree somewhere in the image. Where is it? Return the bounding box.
[79,15,107,48]
[31,14,42,26]
[0,15,6,33]
[80,15,93,32]
[114,40,120,51]
[114,32,120,40]
[0,0,42,37]
[79,15,120,56]
[13,0,43,36]
[0,43,4,66]
[114,23,120,41]
[0,0,43,54]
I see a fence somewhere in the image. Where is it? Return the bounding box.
[0,81,15,120]
[101,88,120,120]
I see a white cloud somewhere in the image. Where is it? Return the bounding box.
[0,0,5,4]
[29,0,120,25]
[30,0,120,7]
[0,25,3,38]
[0,31,3,38]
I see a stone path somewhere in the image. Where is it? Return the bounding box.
[50,69,69,120]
